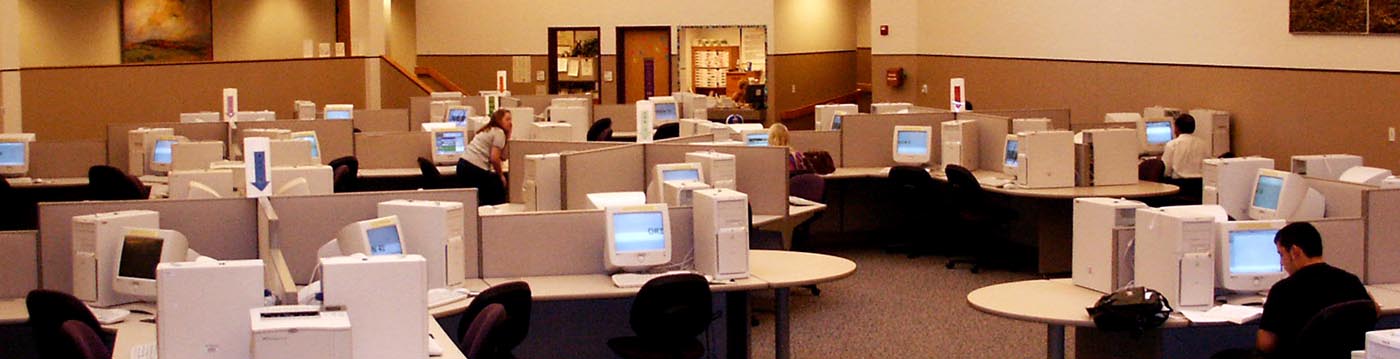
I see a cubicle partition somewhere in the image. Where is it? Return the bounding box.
[266,189,480,284]
[236,120,355,165]
[559,145,647,210]
[1364,188,1400,284]
[654,134,714,144]
[595,104,637,133]
[506,140,627,204]
[478,208,694,278]
[643,143,789,216]
[105,122,229,173]
[0,231,38,298]
[788,130,843,166]
[955,112,1012,171]
[839,112,954,168]
[1302,218,1366,278]
[515,94,591,114]
[354,131,432,169]
[37,198,260,291]
[353,108,411,133]
[974,108,1072,131]
[30,140,106,178]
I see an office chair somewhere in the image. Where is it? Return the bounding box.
[1138,158,1165,183]
[1291,299,1378,358]
[653,122,680,140]
[417,157,445,189]
[459,303,510,359]
[608,273,714,359]
[27,290,112,359]
[61,321,111,359]
[328,156,359,193]
[588,118,614,141]
[455,281,531,359]
[86,165,147,201]
[943,164,1016,273]
[456,158,507,206]
[0,178,36,230]
[885,166,944,258]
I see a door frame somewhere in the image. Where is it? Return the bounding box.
[547,27,602,95]
[615,26,673,104]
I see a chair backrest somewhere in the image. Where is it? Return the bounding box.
[588,118,613,141]
[943,164,983,204]
[630,273,713,341]
[1293,299,1378,358]
[789,173,825,203]
[328,156,359,193]
[456,281,532,356]
[1138,158,1165,182]
[417,157,442,189]
[61,320,111,359]
[27,290,106,359]
[653,122,680,140]
[86,166,145,201]
[459,303,509,359]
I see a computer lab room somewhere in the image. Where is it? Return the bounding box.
[4,1,1400,358]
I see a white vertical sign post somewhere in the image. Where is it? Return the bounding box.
[496,70,509,93]
[223,88,239,122]
[243,137,272,198]
[950,78,966,112]
[636,100,655,143]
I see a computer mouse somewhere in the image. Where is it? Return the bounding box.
[1001,183,1015,189]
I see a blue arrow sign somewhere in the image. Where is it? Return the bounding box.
[251,151,269,191]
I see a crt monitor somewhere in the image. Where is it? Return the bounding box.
[892,125,932,165]
[1248,168,1325,220]
[1138,117,1173,154]
[148,136,184,174]
[289,131,321,163]
[445,105,471,126]
[0,133,36,177]
[430,128,468,165]
[337,215,405,256]
[1216,220,1287,293]
[741,130,769,146]
[324,104,354,120]
[650,96,678,122]
[832,114,844,130]
[1003,134,1020,176]
[605,203,672,271]
[114,228,189,300]
[651,162,705,201]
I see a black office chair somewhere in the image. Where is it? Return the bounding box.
[608,273,714,359]
[417,157,445,189]
[61,321,111,359]
[0,178,36,230]
[328,156,360,193]
[27,290,113,359]
[459,303,510,359]
[653,122,680,140]
[455,281,531,359]
[588,118,614,142]
[1290,299,1378,358]
[943,164,1016,273]
[86,165,146,201]
[885,166,944,257]
[1138,158,1166,183]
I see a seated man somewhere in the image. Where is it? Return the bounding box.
[1161,114,1211,179]
[1255,222,1374,356]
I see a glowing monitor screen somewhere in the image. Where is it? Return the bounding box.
[1229,229,1283,274]
[1252,175,1284,210]
[325,110,352,120]
[832,115,843,130]
[745,133,769,147]
[151,139,176,165]
[447,108,469,125]
[612,211,667,253]
[434,131,467,155]
[118,235,163,280]
[1004,139,1020,166]
[366,225,403,255]
[896,130,929,155]
[1145,121,1173,145]
[293,134,320,158]
[662,169,701,182]
[655,103,678,121]
[0,143,25,166]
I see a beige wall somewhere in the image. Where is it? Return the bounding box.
[855,0,871,48]
[213,0,337,61]
[870,0,918,54]
[773,0,857,54]
[388,0,417,70]
[20,0,120,67]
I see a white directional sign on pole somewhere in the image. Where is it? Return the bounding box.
[223,88,239,123]
[243,137,272,198]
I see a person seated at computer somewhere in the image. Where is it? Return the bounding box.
[767,123,809,176]
[1161,114,1211,179]
[459,109,512,205]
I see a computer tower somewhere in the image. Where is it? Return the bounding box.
[548,106,589,141]
[521,154,562,211]
[1073,198,1147,293]
[686,151,737,190]
[1134,206,1221,310]
[72,210,160,307]
[1076,128,1138,186]
[157,260,264,359]
[664,181,712,207]
[941,120,978,170]
[531,122,573,141]
[1290,154,1363,181]
[1015,131,1075,189]
[321,255,428,359]
[378,200,467,289]
[1188,109,1231,157]
[1202,157,1275,220]
[693,189,750,280]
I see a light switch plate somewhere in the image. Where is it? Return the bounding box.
[535,71,545,82]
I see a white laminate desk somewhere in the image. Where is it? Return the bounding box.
[754,197,828,250]
[6,177,90,188]
[968,279,1400,359]
[359,165,459,178]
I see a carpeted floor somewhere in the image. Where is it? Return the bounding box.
[745,240,1071,358]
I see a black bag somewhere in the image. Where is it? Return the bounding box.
[801,151,836,175]
[1086,287,1173,334]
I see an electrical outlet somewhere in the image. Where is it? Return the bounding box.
[790,85,797,93]
[920,84,928,94]
[1390,127,1396,142]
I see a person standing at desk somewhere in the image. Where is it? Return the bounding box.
[1161,114,1211,179]
[460,109,512,205]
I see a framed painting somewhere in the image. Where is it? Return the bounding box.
[121,0,214,63]
[1290,0,1368,33]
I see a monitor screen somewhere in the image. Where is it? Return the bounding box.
[655,103,678,121]
[434,131,467,155]
[661,168,701,182]
[151,140,176,165]
[832,115,843,130]
[118,235,163,280]
[447,108,469,125]
[325,110,352,120]
[0,142,25,166]
[1145,121,1173,144]
[365,225,403,255]
[612,211,667,253]
[895,130,929,155]
[1252,175,1284,210]
[745,133,769,146]
[1004,139,1020,166]
[1229,229,1284,274]
[294,135,320,158]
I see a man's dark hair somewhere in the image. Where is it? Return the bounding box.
[1174,114,1196,134]
[1275,222,1323,257]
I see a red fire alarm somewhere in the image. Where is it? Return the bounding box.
[880,25,889,36]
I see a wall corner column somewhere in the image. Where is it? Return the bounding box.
[1,0,22,133]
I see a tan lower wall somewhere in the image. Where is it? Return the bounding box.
[769,51,859,126]
[856,48,871,86]
[872,54,1400,172]
[20,58,369,141]
[380,58,427,110]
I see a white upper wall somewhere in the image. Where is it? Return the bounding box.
[870,0,919,54]
[855,0,871,48]
[417,0,774,55]
[916,1,1400,72]
[773,0,857,54]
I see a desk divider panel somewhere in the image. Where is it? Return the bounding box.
[235,120,355,165]
[106,122,229,173]
[560,145,646,210]
[354,131,432,169]
[1364,188,1400,284]
[267,189,479,284]
[789,130,843,166]
[479,207,694,278]
[31,140,106,178]
[643,143,788,216]
[655,134,713,144]
[37,198,259,291]
[1301,218,1366,278]
[908,106,948,114]
[1069,122,1134,132]
[839,112,953,168]
[353,108,410,133]
[975,108,1073,131]
[516,94,590,114]
[507,140,630,204]
[0,231,39,298]
[595,104,637,132]
[1303,177,1370,218]
[956,112,1012,171]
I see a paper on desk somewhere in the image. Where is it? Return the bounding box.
[1180,304,1263,324]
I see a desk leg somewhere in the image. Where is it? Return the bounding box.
[775,287,791,359]
[1047,324,1065,359]
[726,291,751,359]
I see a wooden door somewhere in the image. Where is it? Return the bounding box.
[617,27,671,103]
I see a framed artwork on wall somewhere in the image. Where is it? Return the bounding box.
[121,0,214,63]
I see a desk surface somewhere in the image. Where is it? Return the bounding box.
[7,177,89,188]
[825,167,1178,199]
[360,165,458,178]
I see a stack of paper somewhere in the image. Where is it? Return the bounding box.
[1180,304,1264,324]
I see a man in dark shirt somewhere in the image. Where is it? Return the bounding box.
[1255,222,1374,355]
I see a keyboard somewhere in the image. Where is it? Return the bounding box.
[611,271,711,288]
[130,343,157,359]
[88,307,131,325]
[427,288,472,308]
[980,177,1011,187]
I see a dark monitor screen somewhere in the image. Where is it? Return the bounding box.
[118,236,163,280]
